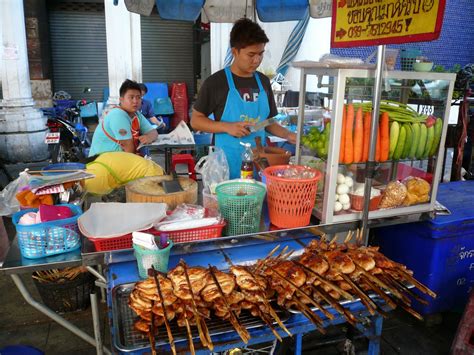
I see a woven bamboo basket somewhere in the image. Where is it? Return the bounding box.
[125,175,197,210]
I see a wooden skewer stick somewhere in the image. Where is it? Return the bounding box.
[356,227,364,246]
[293,260,354,301]
[354,265,404,300]
[148,300,157,355]
[220,250,292,339]
[344,230,353,244]
[291,297,326,334]
[391,267,437,299]
[338,273,377,315]
[329,234,338,245]
[258,310,283,342]
[386,274,429,306]
[245,269,292,338]
[311,286,359,328]
[183,315,196,355]
[360,275,397,310]
[270,268,325,317]
[374,276,424,321]
[208,266,250,343]
[252,245,281,273]
[150,267,177,355]
[180,260,213,350]
[255,246,290,273]
[377,274,412,306]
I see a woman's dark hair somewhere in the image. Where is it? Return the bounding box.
[119,79,141,97]
[138,83,148,94]
[230,18,269,50]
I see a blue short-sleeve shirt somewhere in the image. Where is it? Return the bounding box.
[89,108,154,156]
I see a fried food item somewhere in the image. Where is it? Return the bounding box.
[230,265,266,291]
[201,269,235,302]
[168,265,210,299]
[324,250,355,274]
[379,181,407,208]
[403,177,430,206]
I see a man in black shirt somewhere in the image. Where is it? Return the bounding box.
[191,18,296,179]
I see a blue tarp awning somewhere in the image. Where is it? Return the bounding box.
[120,0,323,22]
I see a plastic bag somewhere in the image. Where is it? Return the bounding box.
[0,171,31,216]
[195,147,229,193]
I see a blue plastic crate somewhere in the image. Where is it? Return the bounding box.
[12,204,83,259]
[373,181,474,315]
[79,102,98,118]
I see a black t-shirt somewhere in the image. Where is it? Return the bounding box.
[193,69,278,121]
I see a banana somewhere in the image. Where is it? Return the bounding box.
[389,121,400,159]
[393,125,406,160]
[423,125,435,158]
[402,123,413,159]
[429,118,443,156]
[416,123,428,159]
[409,123,420,159]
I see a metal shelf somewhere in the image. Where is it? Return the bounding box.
[292,61,456,224]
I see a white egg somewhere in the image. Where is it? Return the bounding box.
[344,176,354,187]
[339,193,350,204]
[336,184,349,195]
[342,203,351,210]
[335,193,339,201]
[334,201,343,212]
[337,173,346,184]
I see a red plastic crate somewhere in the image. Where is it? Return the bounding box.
[88,228,158,252]
[88,222,226,251]
[159,221,226,243]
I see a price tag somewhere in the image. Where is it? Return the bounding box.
[331,0,446,48]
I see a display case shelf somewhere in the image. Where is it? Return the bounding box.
[292,61,456,224]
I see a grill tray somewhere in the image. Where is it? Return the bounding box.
[112,282,290,353]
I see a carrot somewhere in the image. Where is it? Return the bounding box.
[362,111,371,162]
[375,123,381,162]
[353,107,363,163]
[380,111,390,162]
[339,105,346,163]
[344,104,354,164]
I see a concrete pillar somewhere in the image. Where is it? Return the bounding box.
[0,0,48,162]
[104,0,142,107]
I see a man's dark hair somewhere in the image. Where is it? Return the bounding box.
[119,79,141,97]
[230,18,269,50]
[138,83,148,94]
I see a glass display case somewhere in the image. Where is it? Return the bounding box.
[292,61,456,224]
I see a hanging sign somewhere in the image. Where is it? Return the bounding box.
[331,0,447,48]
[310,0,332,18]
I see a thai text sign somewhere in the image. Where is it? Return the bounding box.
[331,0,446,48]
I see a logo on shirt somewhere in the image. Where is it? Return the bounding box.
[240,114,260,124]
[239,88,260,102]
[119,129,128,136]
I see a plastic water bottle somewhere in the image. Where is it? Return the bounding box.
[240,142,254,179]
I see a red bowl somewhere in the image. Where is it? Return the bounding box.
[349,194,383,211]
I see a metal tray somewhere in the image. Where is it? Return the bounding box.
[112,282,290,353]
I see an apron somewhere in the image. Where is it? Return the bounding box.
[102,107,141,153]
[215,67,270,179]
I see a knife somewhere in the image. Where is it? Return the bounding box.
[248,117,276,132]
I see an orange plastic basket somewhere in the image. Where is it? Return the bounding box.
[263,165,322,228]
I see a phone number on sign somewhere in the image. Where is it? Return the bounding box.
[348,19,404,38]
